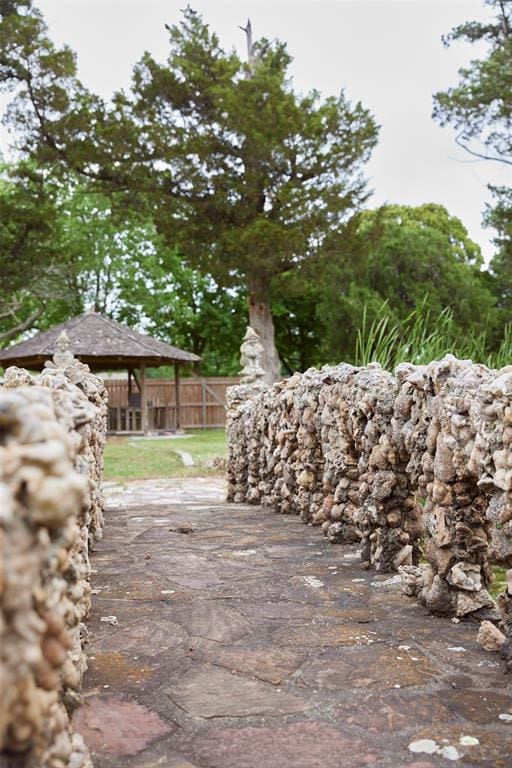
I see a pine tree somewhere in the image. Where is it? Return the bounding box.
[1,4,379,378]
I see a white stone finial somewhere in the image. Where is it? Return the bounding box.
[239,326,266,384]
[52,331,75,368]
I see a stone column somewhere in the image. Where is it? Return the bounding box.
[226,327,268,502]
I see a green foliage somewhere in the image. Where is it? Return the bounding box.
[354,298,512,371]
[433,0,512,167]
[0,0,109,175]
[0,161,69,343]
[0,163,59,291]
[487,188,512,326]
[0,162,245,371]
[0,3,379,374]
[433,0,512,310]
[491,566,508,599]
[124,8,378,293]
[2,3,508,377]
[315,203,497,365]
[57,189,246,373]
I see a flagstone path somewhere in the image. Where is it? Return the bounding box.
[74,477,512,768]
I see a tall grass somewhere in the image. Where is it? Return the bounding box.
[355,299,512,371]
[486,322,512,370]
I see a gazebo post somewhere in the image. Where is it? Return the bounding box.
[140,362,149,434]
[175,363,181,431]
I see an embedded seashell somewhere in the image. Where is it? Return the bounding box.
[447,562,482,592]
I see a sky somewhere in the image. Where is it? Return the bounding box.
[3,0,511,263]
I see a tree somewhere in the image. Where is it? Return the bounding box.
[486,189,512,321]
[0,3,379,381]
[433,0,512,167]
[315,204,497,363]
[36,186,248,373]
[0,161,67,344]
[433,1,512,254]
[124,9,378,380]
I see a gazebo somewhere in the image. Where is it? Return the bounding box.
[0,311,201,433]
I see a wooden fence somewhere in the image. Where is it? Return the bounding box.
[105,376,239,432]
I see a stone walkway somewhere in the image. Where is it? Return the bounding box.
[74,478,512,768]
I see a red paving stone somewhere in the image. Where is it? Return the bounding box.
[73,697,174,756]
[75,478,512,768]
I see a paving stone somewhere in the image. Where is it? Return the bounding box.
[408,725,511,766]
[315,606,386,622]
[114,747,199,768]
[238,599,317,621]
[82,478,512,768]
[85,652,156,691]
[167,602,251,642]
[190,638,306,684]
[271,622,381,648]
[298,645,440,690]
[335,690,453,733]
[137,757,197,768]
[94,617,189,655]
[167,665,310,718]
[397,763,437,768]
[98,571,179,601]
[442,688,512,724]
[73,696,174,756]
[163,572,226,590]
[173,721,378,768]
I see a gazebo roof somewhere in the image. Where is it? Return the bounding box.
[0,311,201,371]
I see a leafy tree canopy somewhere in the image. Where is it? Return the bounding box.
[433,0,512,332]
[313,204,497,363]
[433,0,512,167]
[0,161,67,343]
[0,3,379,379]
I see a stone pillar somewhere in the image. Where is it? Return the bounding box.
[226,327,268,502]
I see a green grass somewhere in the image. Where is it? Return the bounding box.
[491,566,508,600]
[355,298,512,371]
[104,429,227,482]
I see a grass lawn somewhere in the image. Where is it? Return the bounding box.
[491,566,508,600]
[104,429,227,482]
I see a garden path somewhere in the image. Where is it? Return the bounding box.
[73,478,512,768]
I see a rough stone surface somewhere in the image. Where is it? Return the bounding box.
[226,357,512,647]
[477,619,507,652]
[167,666,310,718]
[73,477,512,768]
[0,361,107,768]
[73,698,173,756]
[174,722,379,768]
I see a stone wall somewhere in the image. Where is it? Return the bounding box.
[227,356,512,658]
[0,361,107,767]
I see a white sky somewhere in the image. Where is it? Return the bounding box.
[4,0,511,262]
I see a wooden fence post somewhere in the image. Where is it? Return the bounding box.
[175,363,181,430]
[202,378,207,430]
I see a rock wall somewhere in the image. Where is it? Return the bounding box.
[0,361,107,767]
[227,356,512,642]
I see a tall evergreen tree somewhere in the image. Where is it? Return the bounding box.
[0,3,378,380]
[433,0,512,168]
[0,162,66,344]
[122,9,378,379]
[433,1,512,244]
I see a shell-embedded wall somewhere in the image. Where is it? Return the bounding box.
[226,356,512,650]
[0,361,107,768]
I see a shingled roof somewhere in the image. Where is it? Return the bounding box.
[0,311,201,370]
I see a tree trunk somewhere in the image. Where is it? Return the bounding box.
[247,275,280,383]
